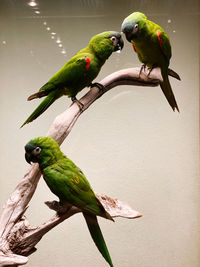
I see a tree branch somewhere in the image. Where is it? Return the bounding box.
[0,67,163,266]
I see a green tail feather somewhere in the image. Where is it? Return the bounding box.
[83,213,114,267]
[160,75,179,112]
[168,68,181,81]
[21,91,59,127]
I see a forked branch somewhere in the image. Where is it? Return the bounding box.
[0,67,166,266]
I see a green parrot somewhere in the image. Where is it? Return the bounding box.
[21,31,124,127]
[121,12,180,111]
[25,136,114,267]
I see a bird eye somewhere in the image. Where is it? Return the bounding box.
[110,36,116,41]
[132,24,139,34]
[33,146,41,155]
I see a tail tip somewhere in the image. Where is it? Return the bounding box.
[20,122,26,128]
[173,105,180,113]
[20,119,32,128]
[27,95,34,101]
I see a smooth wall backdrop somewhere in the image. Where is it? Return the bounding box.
[0,0,199,266]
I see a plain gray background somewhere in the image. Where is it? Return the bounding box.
[0,0,199,266]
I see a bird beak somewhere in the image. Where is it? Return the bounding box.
[25,152,32,164]
[122,30,132,42]
[115,36,124,52]
[24,143,38,164]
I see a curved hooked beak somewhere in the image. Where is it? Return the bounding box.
[25,143,38,164]
[25,152,32,164]
[123,30,133,42]
[115,36,124,52]
[25,151,38,164]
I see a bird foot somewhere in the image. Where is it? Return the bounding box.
[71,96,84,111]
[45,200,71,215]
[90,82,105,93]
[147,65,157,77]
[57,203,72,215]
[139,64,146,78]
[45,200,62,211]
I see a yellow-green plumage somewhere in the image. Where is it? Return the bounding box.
[121,12,179,111]
[25,136,114,267]
[21,31,123,127]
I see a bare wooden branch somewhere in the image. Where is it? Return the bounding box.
[8,195,141,258]
[47,67,162,143]
[0,251,28,266]
[0,67,163,266]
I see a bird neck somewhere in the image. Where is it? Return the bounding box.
[89,43,113,64]
[38,151,64,170]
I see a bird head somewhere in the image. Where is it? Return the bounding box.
[107,31,124,52]
[25,136,62,169]
[89,31,124,59]
[121,12,147,42]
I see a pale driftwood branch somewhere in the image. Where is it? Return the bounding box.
[0,67,163,266]
[8,195,141,258]
[47,67,162,143]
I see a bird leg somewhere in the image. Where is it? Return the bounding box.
[57,203,72,215]
[147,64,157,77]
[71,96,84,111]
[139,63,146,77]
[90,82,105,94]
[45,200,62,211]
[45,200,72,215]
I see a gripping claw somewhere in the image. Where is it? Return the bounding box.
[71,96,84,111]
[139,63,146,77]
[90,82,105,93]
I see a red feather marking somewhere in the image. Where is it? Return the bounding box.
[157,30,163,46]
[132,43,137,53]
[85,57,90,71]
[157,30,166,56]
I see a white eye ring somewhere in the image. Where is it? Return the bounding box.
[111,36,116,41]
[134,24,138,29]
[33,146,41,156]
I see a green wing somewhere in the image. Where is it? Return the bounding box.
[48,55,89,85]
[43,158,108,217]
[147,20,171,62]
[39,53,98,97]
[155,28,172,61]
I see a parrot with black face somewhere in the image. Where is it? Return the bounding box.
[21,31,124,127]
[25,136,114,267]
[121,12,180,111]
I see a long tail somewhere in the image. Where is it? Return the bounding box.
[21,90,59,127]
[27,82,56,100]
[83,213,114,267]
[168,68,181,81]
[160,75,179,112]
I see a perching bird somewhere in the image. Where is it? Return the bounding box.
[121,12,180,111]
[21,31,124,127]
[25,136,114,267]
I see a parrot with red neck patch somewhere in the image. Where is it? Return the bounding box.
[21,31,124,127]
[121,12,180,111]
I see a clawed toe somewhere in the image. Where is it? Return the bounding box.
[139,63,146,77]
[147,65,156,77]
[90,82,105,93]
[71,96,84,111]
